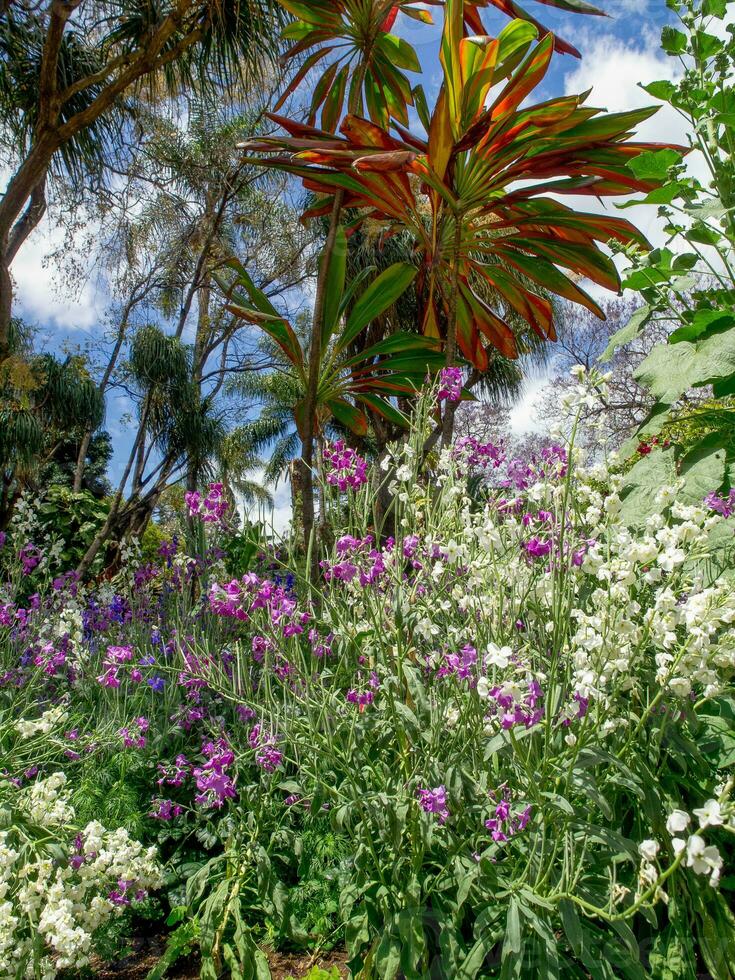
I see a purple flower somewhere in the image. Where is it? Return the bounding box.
[417,784,450,823]
[704,489,735,517]
[147,675,165,692]
[524,537,552,559]
[438,366,463,402]
[323,441,368,490]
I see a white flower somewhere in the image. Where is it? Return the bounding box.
[486,643,512,670]
[668,676,692,698]
[638,839,660,862]
[476,677,491,699]
[693,799,723,829]
[666,810,691,836]
[445,707,460,727]
[685,835,722,885]
[395,464,412,482]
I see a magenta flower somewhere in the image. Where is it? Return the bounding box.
[438,366,463,402]
[417,784,450,823]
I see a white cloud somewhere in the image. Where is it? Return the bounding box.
[510,373,551,435]
[560,30,699,248]
[11,219,107,332]
[240,469,293,535]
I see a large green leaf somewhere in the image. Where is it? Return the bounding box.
[619,448,677,526]
[339,263,417,351]
[679,431,728,503]
[634,329,735,402]
[326,397,368,435]
[599,304,651,362]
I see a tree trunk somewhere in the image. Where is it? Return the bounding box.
[0,253,12,362]
[299,189,344,569]
[440,212,463,448]
[73,430,92,492]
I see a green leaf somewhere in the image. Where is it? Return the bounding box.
[661,27,687,54]
[504,898,522,956]
[559,899,583,956]
[379,33,421,72]
[687,221,721,246]
[412,84,431,133]
[339,263,417,351]
[326,397,368,435]
[680,433,728,503]
[600,304,651,361]
[641,80,676,102]
[669,309,735,343]
[620,449,677,526]
[635,329,735,402]
[627,149,682,181]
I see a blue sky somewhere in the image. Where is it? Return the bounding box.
[10,0,691,518]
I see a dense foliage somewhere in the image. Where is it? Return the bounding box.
[2,378,735,978]
[2,0,735,977]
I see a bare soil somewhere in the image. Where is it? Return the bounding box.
[90,935,349,979]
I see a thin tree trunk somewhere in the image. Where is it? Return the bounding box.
[0,254,12,362]
[73,430,92,492]
[76,400,150,576]
[440,212,463,449]
[299,188,345,568]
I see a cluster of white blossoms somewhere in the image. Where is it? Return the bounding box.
[19,771,75,826]
[637,786,733,901]
[567,478,735,708]
[0,773,162,978]
[16,704,69,740]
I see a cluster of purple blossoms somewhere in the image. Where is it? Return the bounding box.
[452,436,505,472]
[524,537,553,560]
[19,543,42,575]
[485,788,532,842]
[485,678,544,731]
[193,738,237,808]
[416,784,450,823]
[346,671,379,710]
[157,753,190,791]
[96,644,134,688]
[500,444,567,492]
[308,627,333,658]
[109,878,148,907]
[322,534,388,587]
[438,643,478,681]
[150,798,183,820]
[119,716,149,749]
[209,573,309,639]
[32,637,73,677]
[185,482,229,526]
[323,440,369,490]
[438,366,463,402]
[248,724,283,772]
[704,489,735,517]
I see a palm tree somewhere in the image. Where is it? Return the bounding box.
[0,0,286,360]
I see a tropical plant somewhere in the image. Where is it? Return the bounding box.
[0,0,286,361]
[242,4,678,460]
[0,334,104,529]
[216,239,446,547]
[603,0,735,524]
[275,0,606,133]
